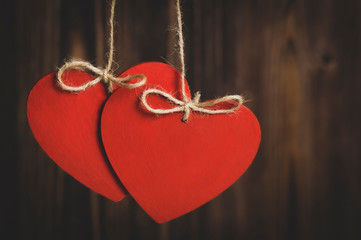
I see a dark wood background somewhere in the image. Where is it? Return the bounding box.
[1,0,361,239]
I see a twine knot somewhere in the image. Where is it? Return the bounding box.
[181,92,200,122]
[140,89,244,122]
[182,101,192,122]
[102,70,110,82]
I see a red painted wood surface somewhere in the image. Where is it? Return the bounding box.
[101,62,260,223]
[27,71,126,201]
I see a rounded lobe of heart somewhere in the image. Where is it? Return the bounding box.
[101,62,261,223]
[27,70,126,201]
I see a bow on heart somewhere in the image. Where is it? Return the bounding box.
[57,60,146,93]
[141,88,244,122]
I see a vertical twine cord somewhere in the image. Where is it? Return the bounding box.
[105,0,116,92]
[176,0,188,103]
[106,0,116,73]
[57,0,146,93]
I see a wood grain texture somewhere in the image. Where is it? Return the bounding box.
[1,0,360,239]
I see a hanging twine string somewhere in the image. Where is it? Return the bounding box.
[140,0,243,122]
[57,0,146,93]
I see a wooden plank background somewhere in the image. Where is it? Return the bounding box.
[1,0,361,239]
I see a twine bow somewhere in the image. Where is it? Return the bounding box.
[57,60,146,93]
[141,89,243,122]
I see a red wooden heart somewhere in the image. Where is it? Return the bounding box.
[27,70,126,201]
[101,62,261,223]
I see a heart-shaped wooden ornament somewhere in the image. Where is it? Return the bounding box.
[101,62,261,223]
[27,71,126,201]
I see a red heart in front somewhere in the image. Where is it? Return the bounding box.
[27,70,126,201]
[101,62,261,223]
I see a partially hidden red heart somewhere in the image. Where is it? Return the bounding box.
[27,70,126,201]
[101,62,261,223]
